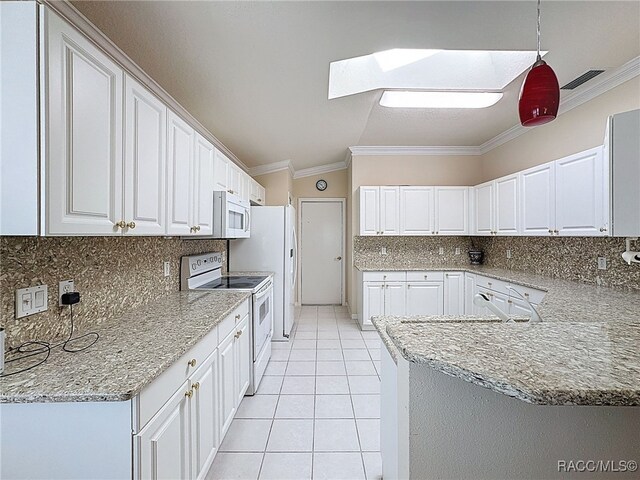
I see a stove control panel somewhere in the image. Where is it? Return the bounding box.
[180,252,223,283]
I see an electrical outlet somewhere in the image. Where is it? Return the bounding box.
[455,247,461,255]
[59,280,74,306]
[16,285,48,318]
[439,247,444,255]
[163,261,171,277]
[506,249,512,259]
[597,257,607,270]
[381,247,387,255]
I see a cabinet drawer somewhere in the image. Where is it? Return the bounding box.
[406,271,444,282]
[506,284,546,306]
[218,299,250,341]
[137,324,218,430]
[362,271,406,282]
[475,275,510,296]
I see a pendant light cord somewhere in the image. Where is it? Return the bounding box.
[536,0,542,60]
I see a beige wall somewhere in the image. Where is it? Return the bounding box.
[480,78,640,182]
[254,169,293,206]
[292,169,348,199]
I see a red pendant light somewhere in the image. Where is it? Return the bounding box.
[519,0,559,126]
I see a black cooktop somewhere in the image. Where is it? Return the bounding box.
[201,276,268,290]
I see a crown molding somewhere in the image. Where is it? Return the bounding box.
[249,160,295,178]
[43,0,249,172]
[293,161,349,179]
[479,55,640,154]
[348,145,482,156]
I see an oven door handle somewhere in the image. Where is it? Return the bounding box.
[254,282,272,301]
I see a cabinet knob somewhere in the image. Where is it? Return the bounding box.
[336,256,342,261]
[554,229,559,234]
[192,382,200,390]
[188,359,197,367]
[195,225,201,232]
[600,227,608,232]
[235,330,242,338]
[235,314,241,320]
[548,229,553,234]
[258,198,262,202]
[407,284,411,289]
[185,389,193,398]
[127,221,136,229]
[115,220,126,229]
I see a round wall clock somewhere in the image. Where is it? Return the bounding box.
[315,179,328,191]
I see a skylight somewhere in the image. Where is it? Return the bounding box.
[380,91,503,109]
[328,49,546,100]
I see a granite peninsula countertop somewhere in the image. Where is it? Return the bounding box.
[362,263,640,406]
[0,290,250,403]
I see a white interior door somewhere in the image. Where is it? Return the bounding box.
[300,200,343,305]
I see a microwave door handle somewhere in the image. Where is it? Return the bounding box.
[245,208,250,232]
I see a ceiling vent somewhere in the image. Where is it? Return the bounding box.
[561,70,605,90]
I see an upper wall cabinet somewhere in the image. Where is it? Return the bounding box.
[124,75,167,235]
[520,162,556,236]
[359,187,400,235]
[434,187,469,235]
[473,175,518,236]
[46,9,124,235]
[193,133,215,236]
[249,178,266,206]
[166,112,195,236]
[400,187,433,235]
[213,150,230,192]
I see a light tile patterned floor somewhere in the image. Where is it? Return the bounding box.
[206,305,382,480]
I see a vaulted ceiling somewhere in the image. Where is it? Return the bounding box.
[72,1,640,171]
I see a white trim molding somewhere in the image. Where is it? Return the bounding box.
[43,0,249,172]
[348,145,482,156]
[249,160,294,178]
[294,161,349,179]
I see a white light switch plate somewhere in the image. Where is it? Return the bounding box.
[16,285,48,319]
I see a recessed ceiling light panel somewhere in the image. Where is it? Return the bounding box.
[329,49,546,99]
[380,91,504,109]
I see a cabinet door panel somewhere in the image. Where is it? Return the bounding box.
[384,282,406,316]
[235,316,251,406]
[219,332,236,439]
[135,380,190,480]
[46,11,123,234]
[191,350,219,480]
[555,147,605,236]
[124,75,166,235]
[444,272,464,315]
[194,134,215,236]
[520,162,555,236]
[474,182,494,235]
[166,112,194,235]
[380,187,400,235]
[406,282,442,315]
[359,187,380,235]
[435,187,468,235]
[362,282,384,326]
[213,150,230,192]
[495,175,519,235]
[464,274,476,315]
[400,187,433,235]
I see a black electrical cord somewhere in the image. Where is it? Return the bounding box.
[1,304,99,377]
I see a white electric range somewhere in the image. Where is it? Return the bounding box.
[180,252,273,394]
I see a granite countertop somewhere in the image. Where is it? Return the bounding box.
[0,291,250,403]
[361,262,640,406]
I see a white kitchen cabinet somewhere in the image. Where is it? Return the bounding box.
[434,187,469,235]
[45,10,124,235]
[193,133,215,236]
[235,315,251,406]
[473,181,494,236]
[520,161,556,236]
[218,331,237,439]
[509,298,533,317]
[228,163,243,197]
[361,282,385,327]
[166,111,195,235]
[380,187,400,235]
[124,75,167,235]
[213,150,230,192]
[555,147,606,236]
[464,273,477,315]
[385,282,407,316]
[135,380,191,480]
[406,281,443,315]
[444,272,465,315]
[495,174,519,235]
[239,172,251,203]
[190,350,220,480]
[359,187,381,235]
[250,178,266,205]
[400,187,434,235]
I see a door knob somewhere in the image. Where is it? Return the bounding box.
[336,256,342,261]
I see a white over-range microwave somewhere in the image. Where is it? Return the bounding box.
[212,191,251,238]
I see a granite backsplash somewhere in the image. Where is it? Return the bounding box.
[0,236,226,349]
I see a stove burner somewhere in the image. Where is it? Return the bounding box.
[200,276,268,290]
